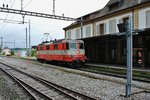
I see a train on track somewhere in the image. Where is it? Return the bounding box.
[36,39,87,67]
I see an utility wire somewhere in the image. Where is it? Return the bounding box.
[4,0,15,20]
[23,0,32,9]
[0,0,16,29]
[3,0,7,4]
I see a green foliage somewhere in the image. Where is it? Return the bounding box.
[11,51,15,56]
[31,49,36,57]
[0,47,2,53]
[2,52,5,55]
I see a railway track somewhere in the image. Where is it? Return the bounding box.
[0,62,97,100]
[78,65,150,83]
[20,57,150,83]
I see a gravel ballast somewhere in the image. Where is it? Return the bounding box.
[0,70,28,100]
[0,56,150,100]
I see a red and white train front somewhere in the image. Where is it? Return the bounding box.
[36,39,86,67]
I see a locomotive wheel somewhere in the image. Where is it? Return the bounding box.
[76,62,83,68]
[68,62,76,68]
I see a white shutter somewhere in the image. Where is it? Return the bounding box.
[146,11,150,28]
[119,19,123,23]
[109,19,116,34]
[104,23,107,34]
[96,25,99,36]
[86,26,90,37]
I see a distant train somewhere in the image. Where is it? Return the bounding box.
[36,39,87,67]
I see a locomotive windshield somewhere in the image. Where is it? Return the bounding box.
[70,43,76,50]
[66,42,84,50]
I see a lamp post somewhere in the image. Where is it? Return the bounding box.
[80,16,83,38]
[0,37,3,53]
[29,19,31,57]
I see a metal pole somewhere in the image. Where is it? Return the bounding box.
[0,37,3,53]
[125,16,133,97]
[80,16,83,38]
[21,0,25,24]
[14,40,15,55]
[26,27,28,55]
[21,0,23,10]
[29,19,31,57]
[53,0,55,15]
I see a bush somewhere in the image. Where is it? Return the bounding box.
[31,49,36,57]
[11,51,15,56]
[2,52,5,55]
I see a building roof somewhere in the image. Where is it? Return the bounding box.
[64,0,150,30]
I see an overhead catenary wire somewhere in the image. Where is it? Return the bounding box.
[0,0,15,27]
[23,0,32,9]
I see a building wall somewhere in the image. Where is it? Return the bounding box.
[95,13,131,35]
[65,5,150,39]
[66,24,93,39]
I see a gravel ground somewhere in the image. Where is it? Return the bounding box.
[0,56,150,100]
[0,70,26,100]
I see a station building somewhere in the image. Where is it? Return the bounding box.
[63,0,150,68]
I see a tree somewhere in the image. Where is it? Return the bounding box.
[11,51,15,56]
[31,49,36,57]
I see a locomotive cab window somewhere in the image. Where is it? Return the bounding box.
[54,44,58,50]
[66,43,69,50]
[70,43,76,50]
[40,46,43,50]
[46,45,49,50]
[36,47,38,50]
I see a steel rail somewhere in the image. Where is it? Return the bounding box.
[15,57,150,83]
[79,66,150,83]
[0,62,77,100]
[0,61,97,100]
[0,65,37,100]
[29,58,150,83]
[0,64,53,100]
[15,77,53,100]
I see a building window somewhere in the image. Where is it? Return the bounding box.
[97,23,106,35]
[108,2,119,11]
[76,29,80,39]
[85,26,91,37]
[146,11,150,28]
[100,24,104,35]
[119,17,129,24]
[109,19,116,34]
[67,31,71,39]
[107,0,123,11]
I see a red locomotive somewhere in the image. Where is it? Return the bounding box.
[36,39,87,67]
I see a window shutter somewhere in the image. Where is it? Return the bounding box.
[147,11,150,28]
[104,23,107,34]
[119,19,123,23]
[96,25,99,36]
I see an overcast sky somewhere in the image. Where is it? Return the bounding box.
[0,0,109,48]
